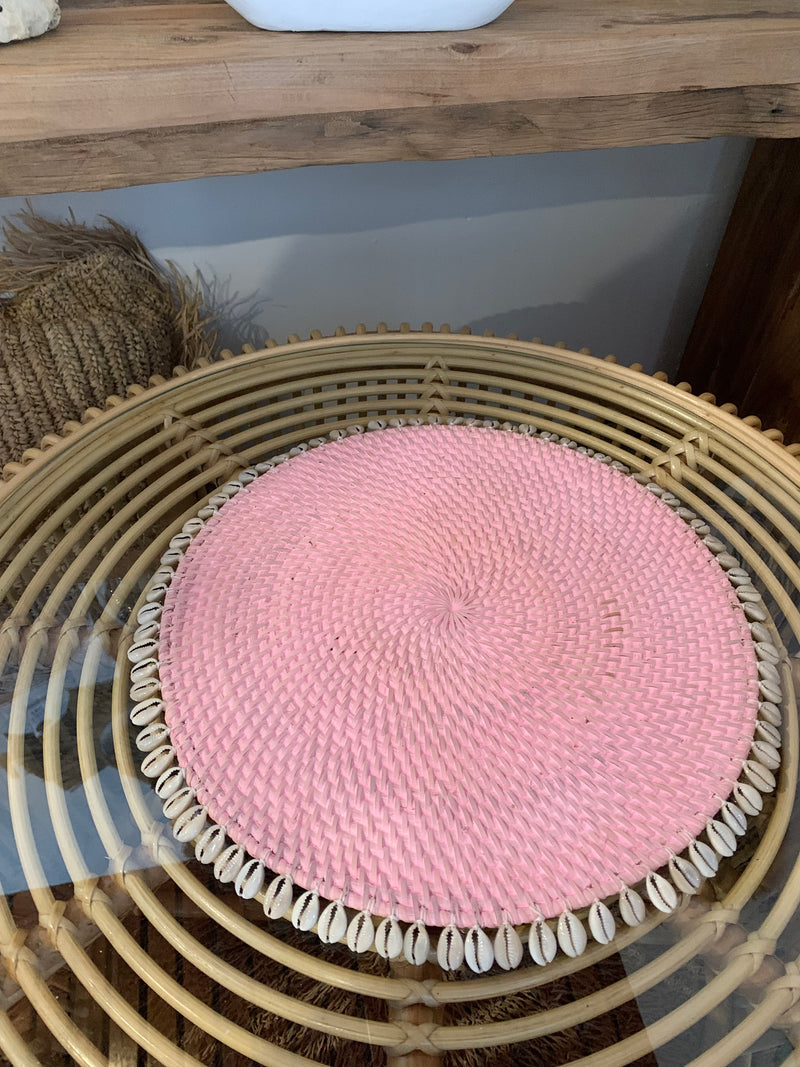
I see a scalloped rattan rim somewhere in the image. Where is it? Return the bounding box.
[3,324,800,497]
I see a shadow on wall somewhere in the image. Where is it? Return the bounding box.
[465,212,715,369]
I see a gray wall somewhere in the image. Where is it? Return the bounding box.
[1,137,751,375]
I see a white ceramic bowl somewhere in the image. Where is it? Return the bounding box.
[225,0,514,31]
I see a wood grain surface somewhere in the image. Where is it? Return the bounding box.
[679,137,800,444]
[2,0,800,193]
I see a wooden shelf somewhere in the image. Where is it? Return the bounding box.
[2,0,800,195]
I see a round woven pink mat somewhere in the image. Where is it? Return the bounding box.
[158,425,758,927]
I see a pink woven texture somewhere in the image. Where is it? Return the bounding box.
[159,425,758,927]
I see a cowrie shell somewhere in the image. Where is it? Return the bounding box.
[588,900,616,944]
[646,872,678,913]
[146,583,170,603]
[759,702,781,727]
[494,923,523,970]
[130,658,159,683]
[758,679,781,703]
[375,917,403,959]
[133,621,160,644]
[751,740,780,770]
[292,891,320,932]
[238,468,258,483]
[716,553,739,570]
[195,824,226,864]
[263,875,293,920]
[172,805,207,843]
[154,765,184,800]
[738,587,762,604]
[169,533,193,551]
[130,697,164,727]
[404,921,430,966]
[130,678,161,702]
[128,638,159,664]
[198,504,218,519]
[755,720,781,748]
[728,573,752,587]
[750,622,771,643]
[707,818,736,857]
[151,566,174,585]
[214,845,245,883]
[528,918,557,964]
[136,723,170,752]
[669,855,702,894]
[557,911,587,957]
[235,859,265,899]
[182,518,205,535]
[702,536,726,554]
[733,782,763,816]
[688,840,718,878]
[746,603,768,623]
[141,745,174,777]
[619,886,646,926]
[721,801,748,836]
[437,925,464,970]
[208,493,230,507]
[318,901,347,945]
[743,760,776,792]
[162,786,195,820]
[464,926,494,973]
[136,603,162,625]
[221,481,243,497]
[347,911,375,953]
[757,660,780,683]
[159,549,183,567]
[755,644,780,661]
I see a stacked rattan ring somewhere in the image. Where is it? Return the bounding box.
[128,415,781,973]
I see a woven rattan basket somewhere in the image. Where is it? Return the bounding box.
[1,325,799,1067]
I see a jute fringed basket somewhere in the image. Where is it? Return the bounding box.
[0,326,798,1066]
[0,210,216,469]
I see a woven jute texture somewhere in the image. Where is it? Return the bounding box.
[0,211,215,468]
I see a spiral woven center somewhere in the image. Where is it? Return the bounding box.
[159,425,758,926]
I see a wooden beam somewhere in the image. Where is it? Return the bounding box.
[3,85,800,196]
[2,0,800,195]
[678,138,800,443]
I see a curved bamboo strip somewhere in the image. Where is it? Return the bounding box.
[0,331,798,1064]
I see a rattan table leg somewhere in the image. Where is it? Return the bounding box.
[386,960,443,1064]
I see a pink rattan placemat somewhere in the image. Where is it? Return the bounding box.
[129,422,781,970]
